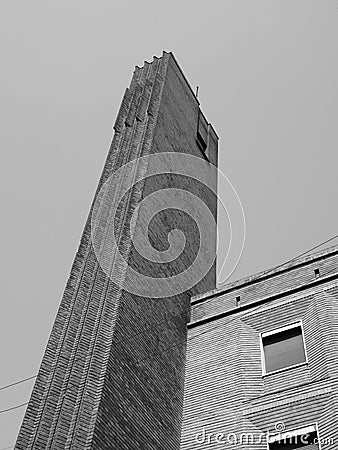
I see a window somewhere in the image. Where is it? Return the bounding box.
[261,322,307,375]
[196,131,207,153]
[197,109,208,155]
[268,424,320,449]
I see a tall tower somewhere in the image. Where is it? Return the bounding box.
[15,52,218,450]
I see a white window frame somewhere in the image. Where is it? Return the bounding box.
[267,422,321,450]
[260,320,308,376]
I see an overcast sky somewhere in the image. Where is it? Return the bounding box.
[1,1,337,447]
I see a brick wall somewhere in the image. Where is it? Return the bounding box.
[180,246,338,449]
[15,52,218,450]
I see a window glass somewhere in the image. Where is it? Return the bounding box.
[269,430,319,449]
[263,325,306,374]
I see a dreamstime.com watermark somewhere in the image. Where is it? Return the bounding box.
[91,152,246,298]
[195,422,335,447]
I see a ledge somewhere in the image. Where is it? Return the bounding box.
[192,244,338,306]
[188,271,338,329]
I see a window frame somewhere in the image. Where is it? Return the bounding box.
[260,320,308,377]
[267,422,321,450]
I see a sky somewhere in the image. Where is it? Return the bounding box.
[0,1,337,447]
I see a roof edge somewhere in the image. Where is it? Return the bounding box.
[192,243,338,305]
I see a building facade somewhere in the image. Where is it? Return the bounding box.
[180,245,338,449]
[15,52,218,450]
[15,51,338,450]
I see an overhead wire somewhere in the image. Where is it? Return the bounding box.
[1,233,337,419]
[0,402,28,414]
[0,375,37,392]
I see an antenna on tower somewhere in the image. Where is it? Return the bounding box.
[195,86,199,98]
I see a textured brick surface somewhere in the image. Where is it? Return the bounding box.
[15,52,218,450]
[180,245,338,449]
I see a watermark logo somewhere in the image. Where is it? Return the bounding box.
[91,152,245,298]
[195,421,334,447]
[274,421,285,433]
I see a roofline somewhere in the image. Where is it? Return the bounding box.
[164,51,220,140]
[189,271,338,329]
[192,244,338,305]
[164,51,200,107]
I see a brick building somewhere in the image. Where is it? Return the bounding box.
[15,51,338,450]
[15,52,218,450]
[181,245,338,449]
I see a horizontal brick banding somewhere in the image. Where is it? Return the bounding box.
[15,52,219,450]
[180,246,338,450]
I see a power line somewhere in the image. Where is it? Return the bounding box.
[0,402,28,414]
[1,234,337,415]
[259,234,338,278]
[0,375,36,392]
[0,309,189,393]
[0,236,337,450]
[140,234,338,361]
[185,234,338,341]
[211,234,338,306]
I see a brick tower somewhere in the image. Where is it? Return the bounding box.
[15,52,218,449]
